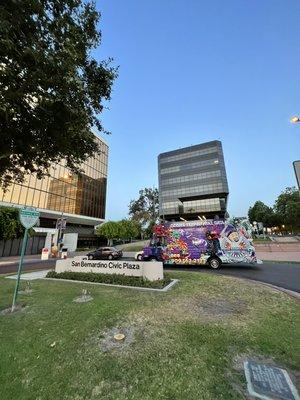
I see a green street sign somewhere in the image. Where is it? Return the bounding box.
[12,207,40,311]
[19,208,40,229]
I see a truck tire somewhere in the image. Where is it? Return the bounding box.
[137,254,143,261]
[208,256,221,269]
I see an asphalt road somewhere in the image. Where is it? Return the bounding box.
[164,263,300,294]
[1,258,299,294]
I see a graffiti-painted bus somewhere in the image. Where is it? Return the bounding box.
[139,219,259,269]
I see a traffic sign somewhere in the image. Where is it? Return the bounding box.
[19,208,40,229]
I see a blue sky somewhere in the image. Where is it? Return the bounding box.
[94,0,300,220]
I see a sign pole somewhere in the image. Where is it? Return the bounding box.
[11,207,40,312]
[12,228,28,311]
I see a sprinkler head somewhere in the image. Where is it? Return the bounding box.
[114,333,125,341]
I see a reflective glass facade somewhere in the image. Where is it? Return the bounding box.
[158,141,229,220]
[0,136,108,220]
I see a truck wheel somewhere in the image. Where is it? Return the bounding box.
[137,254,143,261]
[208,257,221,269]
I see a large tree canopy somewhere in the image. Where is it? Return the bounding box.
[274,187,300,230]
[0,0,117,188]
[248,187,300,231]
[96,220,140,245]
[248,200,278,227]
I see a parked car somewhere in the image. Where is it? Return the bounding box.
[87,247,123,260]
[135,251,143,261]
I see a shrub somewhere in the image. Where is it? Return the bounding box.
[46,270,171,289]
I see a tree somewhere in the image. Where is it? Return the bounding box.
[119,219,140,242]
[274,187,300,231]
[0,0,117,189]
[95,221,120,246]
[0,206,25,240]
[128,188,159,236]
[248,201,275,227]
[95,220,141,245]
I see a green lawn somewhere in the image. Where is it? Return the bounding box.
[120,244,144,252]
[252,237,272,243]
[0,271,299,400]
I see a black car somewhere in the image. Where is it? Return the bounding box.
[87,247,123,260]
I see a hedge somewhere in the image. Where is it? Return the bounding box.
[46,270,171,289]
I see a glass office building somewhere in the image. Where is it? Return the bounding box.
[158,140,229,220]
[0,135,108,248]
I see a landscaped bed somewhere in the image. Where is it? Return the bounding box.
[46,270,171,289]
[0,271,299,400]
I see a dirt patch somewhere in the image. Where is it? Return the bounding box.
[73,289,93,303]
[198,299,246,317]
[99,326,136,353]
[19,289,34,295]
[1,303,27,315]
[18,282,34,295]
[73,295,93,303]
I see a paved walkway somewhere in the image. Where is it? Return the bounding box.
[6,270,51,280]
[0,251,87,266]
[256,251,300,262]
[255,243,300,252]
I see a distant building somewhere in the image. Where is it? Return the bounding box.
[0,135,108,255]
[158,140,229,221]
[293,160,300,190]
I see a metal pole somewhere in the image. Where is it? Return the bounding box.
[12,228,28,311]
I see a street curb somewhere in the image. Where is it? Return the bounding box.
[224,276,300,300]
[43,277,179,292]
[261,260,300,265]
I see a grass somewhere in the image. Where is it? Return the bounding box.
[116,240,148,252]
[120,244,145,252]
[0,271,299,400]
[253,237,272,243]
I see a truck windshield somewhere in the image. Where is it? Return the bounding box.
[150,237,166,247]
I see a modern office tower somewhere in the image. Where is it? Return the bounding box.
[158,140,229,221]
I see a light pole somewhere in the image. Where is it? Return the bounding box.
[290,116,300,124]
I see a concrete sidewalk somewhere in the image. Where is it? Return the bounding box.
[256,251,300,262]
[0,251,88,266]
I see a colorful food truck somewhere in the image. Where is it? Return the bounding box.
[140,219,258,269]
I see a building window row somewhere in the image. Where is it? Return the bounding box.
[160,170,221,186]
[161,203,221,214]
[161,183,224,198]
[160,147,218,164]
[160,158,220,175]
[183,198,220,208]
[161,198,221,211]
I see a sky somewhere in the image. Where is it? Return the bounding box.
[94,0,300,220]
